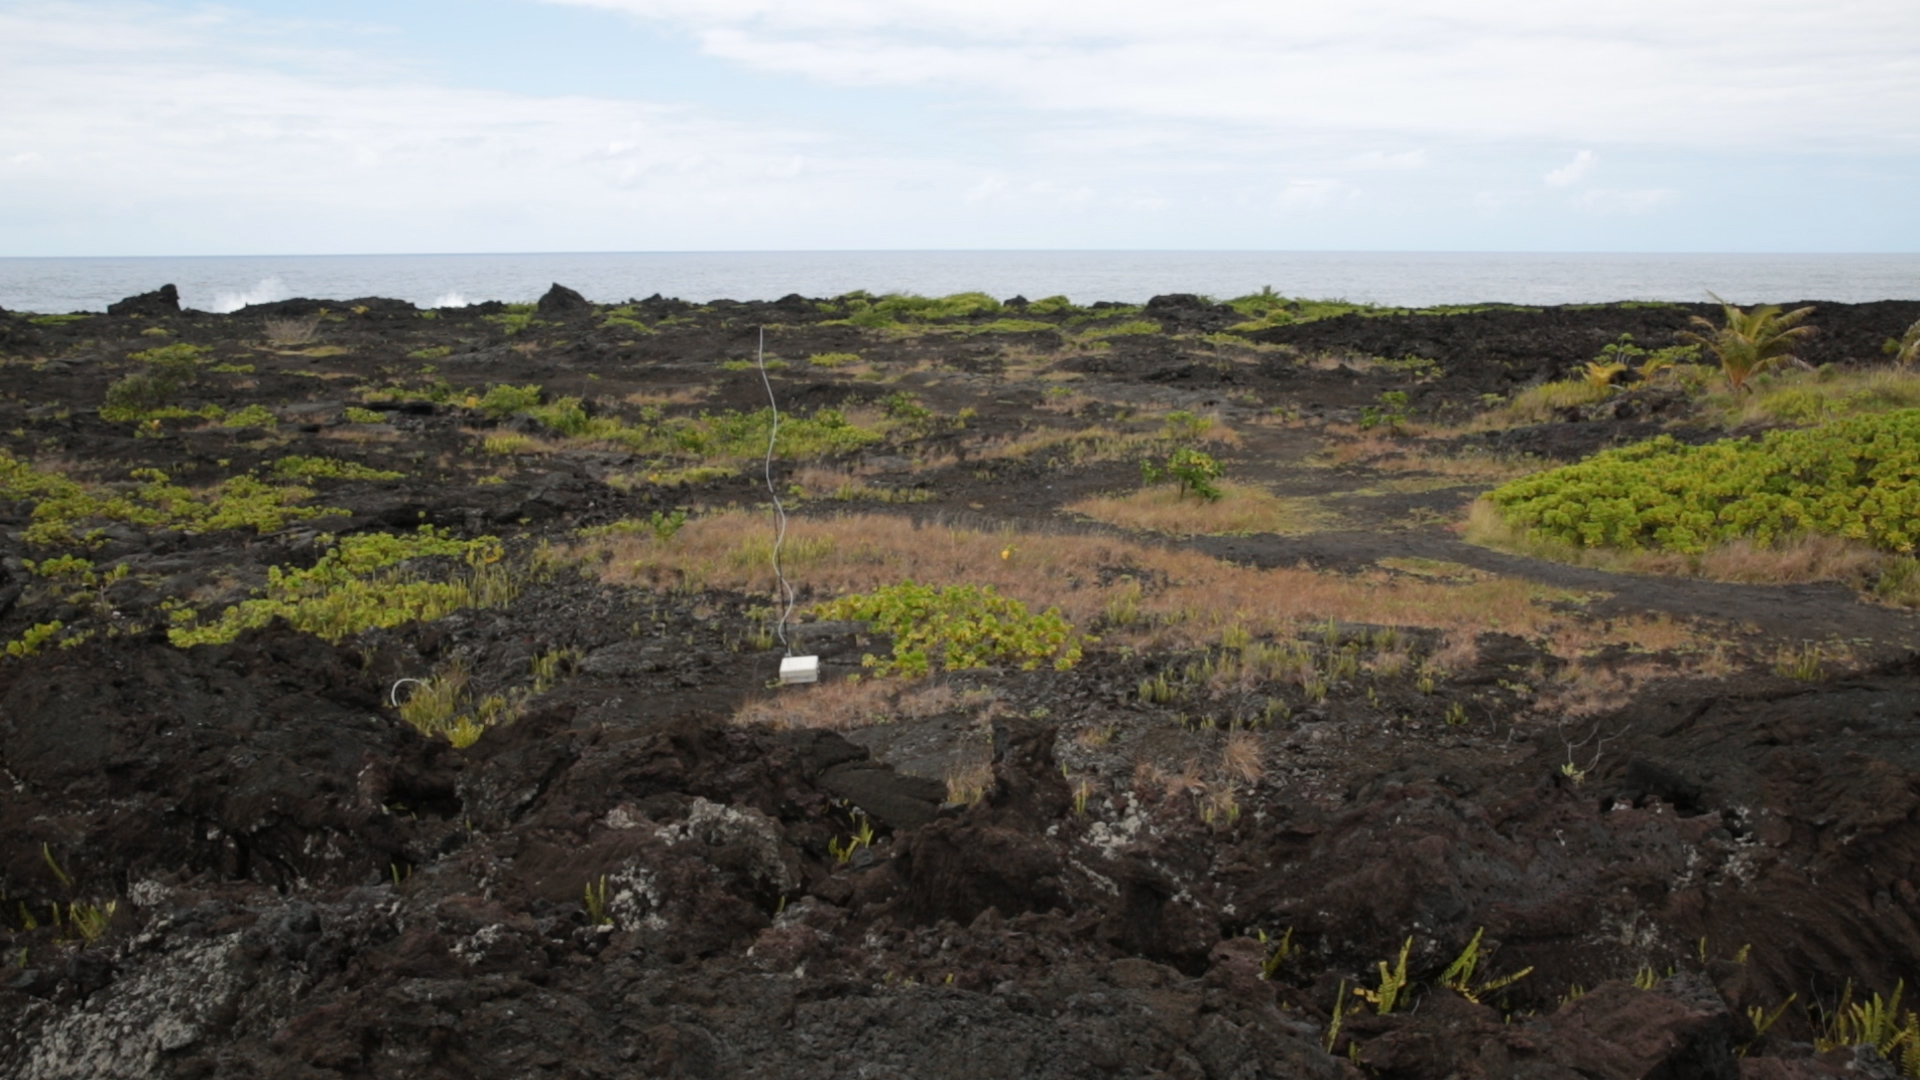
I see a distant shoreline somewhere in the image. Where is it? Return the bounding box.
[5,250,1919,314]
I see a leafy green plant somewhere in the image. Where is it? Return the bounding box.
[101,343,210,421]
[1354,937,1413,1015]
[1886,320,1920,367]
[1141,447,1223,501]
[479,383,544,419]
[1815,982,1920,1073]
[827,814,877,863]
[1439,927,1534,1003]
[484,304,537,335]
[271,456,404,482]
[584,876,612,926]
[1359,390,1411,433]
[342,406,386,424]
[2,457,340,548]
[5,620,66,658]
[168,527,511,646]
[219,404,277,429]
[808,352,861,368]
[816,581,1082,675]
[1488,410,1920,554]
[1680,295,1817,393]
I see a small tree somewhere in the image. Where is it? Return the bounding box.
[1679,294,1816,393]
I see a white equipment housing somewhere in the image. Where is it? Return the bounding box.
[779,655,820,685]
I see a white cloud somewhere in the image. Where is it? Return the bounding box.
[1545,150,1597,188]
[0,1,923,252]
[552,0,1920,149]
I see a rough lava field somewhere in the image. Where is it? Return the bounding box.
[4,282,1920,1079]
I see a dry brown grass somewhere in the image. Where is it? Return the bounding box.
[263,316,321,346]
[734,677,901,731]
[945,760,995,806]
[1320,432,1536,482]
[1678,534,1879,584]
[793,466,932,504]
[624,388,709,408]
[1068,482,1336,537]
[1220,731,1265,785]
[1533,661,1668,719]
[579,509,1663,655]
[896,683,958,720]
[970,424,1154,465]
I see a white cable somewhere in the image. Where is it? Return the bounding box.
[389,677,426,708]
[756,327,797,655]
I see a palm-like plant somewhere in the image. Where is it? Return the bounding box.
[1679,294,1817,392]
[1893,318,1920,367]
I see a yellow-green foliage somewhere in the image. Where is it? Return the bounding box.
[601,314,653,334]
[836,291,1003,329]
[5,620,68,658]
[1,455,339,548]
[271,456,404,482]
[526,402,885,462]
[815,581,1082,675]
[101,343,209,421]
[485,305,537,335]
[1482,379,1613,426]
[479,383,544,419]
[342,406,386,424]
[1816,981,1920,1075]
[1709,367,1920,428]
[1489,410,1920,554]
[808,352,862,368]
[967,319,1057,335]
[484,433,539,455]
[407,345,453,361]
[1077,319,1161,341]
[219,404,277,429]
[168,527,512,647]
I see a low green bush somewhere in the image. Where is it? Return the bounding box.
[271,456,404,482]
[479,383,544,419]
[1488,409,1920,553]
[816,581,1082,675]
[2,456,339,547]
[169,527,510,646]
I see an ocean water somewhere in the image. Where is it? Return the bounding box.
[0,251,1916,315]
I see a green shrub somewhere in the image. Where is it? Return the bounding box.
[407,346,453,361]
[838,291,1003,328]
[1488,409,1920,554]
[808,352,861,368]
[1142,446,1223,501]
[479,383,543,419]
[1359,391,1411,433]
[527,396,590,436]
[2,455,339,547]
[169,527,510,646]
[219,404,277,429]
[816,581,1082,675]
[271,456,404,482]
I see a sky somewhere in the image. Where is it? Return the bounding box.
[2,0,1918,256]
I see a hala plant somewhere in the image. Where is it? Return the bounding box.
[1888,319,1920,367]
[1680,294,1816,393]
